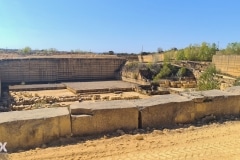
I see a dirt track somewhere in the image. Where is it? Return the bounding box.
[8,120,240,160]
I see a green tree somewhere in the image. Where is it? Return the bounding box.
[157,47,163,53]
[48,48,57,54]
[175,50,186,60]
[184,45,198,61]
[177,67,187,79]
[180,43,217,61]
[197,65,219,90]
[108,51,114,55]
[198,42,217,61]
[154,63,171,80]
[164,50,175,62]
[21,46,31,54]
[224,42,240,55]
[198,42,208,60]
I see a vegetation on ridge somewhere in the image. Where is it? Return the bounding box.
[123,62,189,82]
[220,42,240,55]
[164,42,218,62]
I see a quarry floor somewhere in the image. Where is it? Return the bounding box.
[8,120,240,160]
[10,89,149,111]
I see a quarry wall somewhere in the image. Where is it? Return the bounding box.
[138,54,164,63]
[0,57,126,84]
[213,55,240,77]
[1,87,240,152]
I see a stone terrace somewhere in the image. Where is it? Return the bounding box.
[1,87,240,152]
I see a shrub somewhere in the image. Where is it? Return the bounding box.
[154,63,171,81]
[177,67,187,78]
[197,65,219,90]
[124,62,140,71]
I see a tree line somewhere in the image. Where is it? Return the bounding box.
[220,42,240,55]
[4,42,240,59]
[163,42,240,62]
[163,42,218,62]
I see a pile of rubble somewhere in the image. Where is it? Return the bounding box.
[159,80,197,88]
[10,92,79,105]
[10,91,141,111]
[80,93,140,101]
[135,85,170,95]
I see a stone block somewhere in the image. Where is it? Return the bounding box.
[0,107,71,152]
[182,90,240,119]
[137,94,195,128]
[70,101,138,136]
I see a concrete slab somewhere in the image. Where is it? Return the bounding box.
[71,100,138,114]
[0,107,71,152]
[9,83,66,91]
[180,89,238,102]
[134,94,191,107]
[70,100,138,136]
[64,81,136,93]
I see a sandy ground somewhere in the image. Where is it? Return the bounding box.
[11,90,148,102]
[22,89,76,97]
[8,120,240,160]
[21,90,148,99]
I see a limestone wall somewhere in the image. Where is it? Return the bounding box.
[138,90,240,128]
[212,55,240,77]
[0,108,71,152]
[121,76,150,85]
[71,101,139,136]
[137,94,195,128]
[138,54,164,63]
[71,88,240,131]
[0,57,126,83]
[2,87,240,152]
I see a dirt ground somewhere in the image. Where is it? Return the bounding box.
[19,90,148,99]
[22,89,76,97]
[11,90,148,105]
[8,120,240,160]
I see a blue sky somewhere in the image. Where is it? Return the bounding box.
[0,0,240,53]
